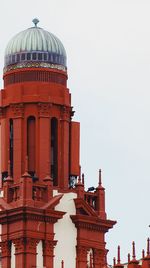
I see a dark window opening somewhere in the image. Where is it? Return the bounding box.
[38,53,42,60]
[12,55,15,63]
[27,53,31,60]
[51,118,58,185]
[32,53,36,60]
[27,116,36,175]
[48,53,51,61]
[44,53,47,61]
[9,119,13,177]
[2,171,8,181]
[17,54,20,62]
[21,54,25,61]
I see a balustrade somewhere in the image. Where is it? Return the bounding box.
[84,192,97,211]
[32,185,47,201]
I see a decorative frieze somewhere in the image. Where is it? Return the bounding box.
[4,61,67,74]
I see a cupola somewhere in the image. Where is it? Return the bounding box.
[4,18,67,74]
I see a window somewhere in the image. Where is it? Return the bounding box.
[38,53,42,61]
[44,53,48,61]
[17,54,20,62]
[27,53,31,60]
[9,119,13,176]
[51,118,58,185]
[21,54,25,61]
[27,116,36,175]
[32,53,37,60]
[12,55,15,63]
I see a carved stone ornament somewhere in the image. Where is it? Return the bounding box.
[38,102,51,117]
[61,105,71,121]
[43,240,57,257]
[12,238,25,253]
[10,103,24,118]
[77,245,88,262]
[12,238,39,254]
[0,241,11,256]
[93,248,104,265]
[26,238,39,252]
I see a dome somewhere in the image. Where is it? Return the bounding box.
[4,19,67,73]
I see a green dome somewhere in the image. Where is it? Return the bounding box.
[4,19,67,72]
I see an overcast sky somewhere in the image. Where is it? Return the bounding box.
[0,0,150,264]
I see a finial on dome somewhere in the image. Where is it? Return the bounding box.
[32,18,39,27]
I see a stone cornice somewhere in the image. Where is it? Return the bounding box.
[0,206,65,224]
[71,214,116,233]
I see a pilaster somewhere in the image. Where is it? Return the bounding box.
[11,103,24,182]
[38,102,51,180]
[59,105,70,189]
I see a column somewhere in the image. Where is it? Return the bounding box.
[13,237,39,268]
[76,246,88,268]
[13,238,25,268]
[93,249,104,268]
[1,118,8,175]
[11,104,24,182]
[38,103,50,180]
[43,240,56,268]
[59,106,70,189]
[0,240,11,268]
[25,238,39,268]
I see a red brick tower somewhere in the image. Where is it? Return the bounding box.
[0,19,116,268]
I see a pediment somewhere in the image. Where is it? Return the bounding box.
[74,198,98,217]
[41,194,63,210]
[0,198,14,210]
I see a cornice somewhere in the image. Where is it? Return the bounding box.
[0,206,65,224]
[71,214,116,233]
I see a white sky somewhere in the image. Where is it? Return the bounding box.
[0,0,150,264]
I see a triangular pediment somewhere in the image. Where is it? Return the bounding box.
[0,198,14,210]
[74,198,98,217]
[41,194,63,210]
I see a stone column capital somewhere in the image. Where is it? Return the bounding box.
[0,241,11,257]
[43,240,57,257]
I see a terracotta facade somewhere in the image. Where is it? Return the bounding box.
[0,22,115,268]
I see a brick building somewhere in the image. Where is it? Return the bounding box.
[0,19,116,268]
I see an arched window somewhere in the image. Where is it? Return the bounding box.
[27,116,36,176]
[9,119,13,176]
[51,118,58,185]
